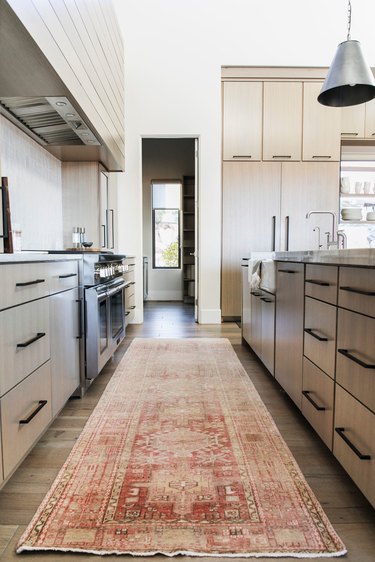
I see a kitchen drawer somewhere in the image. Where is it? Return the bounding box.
[333,385,374,508]
[302,358,334,449]
[1,360,52,479]
[0,263,49,310]
[336,308,375,413]
[0,298,50,397]
[305,264,338,305]
[48,260,79,294]
[125,289,136,324]
[304,296,336,379]
[338,267,375,317]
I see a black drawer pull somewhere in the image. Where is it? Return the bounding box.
[272,155,291,159]
[241,264,249,268]
[279,269,296,274]
[128,263,136,267]
[17,332,46,348]
[233,155,252,159]
[16,278,45,287]
[125,311,130,316]
[58,273,78,279]
[250,291,262,296]
[19,400,48,425]
[312,155,331,159]
[305,279,330,286]
[302,390,326,411]
[304,328,328,341]
[335,427,371,460]
[340,286,375,296]
[260,297,273,303]
[129,305,136,310]
[337,348,375,369]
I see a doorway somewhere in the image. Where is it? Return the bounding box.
[142,138,198,320]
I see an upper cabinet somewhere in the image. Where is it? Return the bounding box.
[263,82,302,161]
[223,82,262,161]
[0,0,124,171]
[341,98,375,140]
[302,82,341,161]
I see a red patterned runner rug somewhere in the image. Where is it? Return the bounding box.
[17,338,346,557]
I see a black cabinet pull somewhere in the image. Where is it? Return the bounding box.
[337,348,375,369]
[129,305,136,310]
[17,332,46,348]
[340,286,375,296]
[305,279,330,286]
[272,215,276,252]
[59,273,77,279]
[250,291,262,296]
[125,311,130,316]
[260,297,272,303]
[273,155,291,158]
[76,298,83,339]
[279,269,295,274]
[128,263,136,267]
[16,279,45,287]
[233,155,252,159]
[312,155,332,159]
[285,215,290,251]
[302,390,326,411]
[19,400,48,424]
[335,427,371,460]
[241,264,249,268]
[304,328,328,341]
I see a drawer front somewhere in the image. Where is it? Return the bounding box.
[338,267,375,317]
[336,308,375,413]
[0,299,50,396]
[302,358,334,449]
[305,264,338,305]
[1,361,52,479]
[333,385,374,508]
[48,261,79,294]
[0,263,49,310]
[304,297,336,378]
[125,288,136,324]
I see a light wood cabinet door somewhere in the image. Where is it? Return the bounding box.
[304,297,336,379]
[305,264,338,305]
[338,267,375,318]
[280,162,339,251]
[221,162,281,318]
[260,292,275,375]
[341,104,365,139]
[249,291,262,358]
[275,262,304,408]
[302,82,341,161]
[223,81,262,161]
[50,288,80,418]
[334,385,374,509]
[241,261,251,344]
[1,361,52,479]
[302,357,334,449]
[336,307,375,413]
[263,82,302,161]
[365,98,375,138]
[0,263,49,311]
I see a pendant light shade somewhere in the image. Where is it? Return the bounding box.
[318,0,375,107]
[318,40,375,107]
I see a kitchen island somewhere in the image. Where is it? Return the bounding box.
[242,249,375,509]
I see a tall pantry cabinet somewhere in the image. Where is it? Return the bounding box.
[221,67,341,318]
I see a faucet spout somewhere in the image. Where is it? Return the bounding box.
[306,211,337,242]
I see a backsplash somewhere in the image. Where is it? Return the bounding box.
[0,116,63,250]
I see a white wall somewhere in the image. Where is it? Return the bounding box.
[112,0,375,324]
[0,116,63,250]
[142,138,195,301]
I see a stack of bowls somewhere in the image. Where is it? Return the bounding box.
[341,208,363,221]
[366,211,375,221]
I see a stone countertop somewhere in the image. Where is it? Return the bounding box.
[0,252,82,263]
[274,248,375,267]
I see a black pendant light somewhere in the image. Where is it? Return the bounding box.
[318,0,375,107]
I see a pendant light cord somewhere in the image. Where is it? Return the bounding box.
[347,0,352,40]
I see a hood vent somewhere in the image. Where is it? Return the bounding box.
[0,96,100,146]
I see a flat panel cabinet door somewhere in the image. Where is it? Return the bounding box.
[302,82,341,161]
[221,162,281,318]
[341,104,365,139]
[263,82,302,161]
[365,98,375,139]
[223,81,262,161]
[280,162,339,251]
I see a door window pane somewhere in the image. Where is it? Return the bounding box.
[153,209,180,268]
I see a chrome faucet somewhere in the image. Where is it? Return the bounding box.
[306,211,337,249]
[337,230,347,249]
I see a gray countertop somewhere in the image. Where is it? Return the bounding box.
[274,248,375,267]
[0,252,82,263]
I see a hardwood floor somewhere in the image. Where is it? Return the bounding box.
[0,301,374,561]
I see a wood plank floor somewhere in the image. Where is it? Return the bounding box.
[0,301,374,561]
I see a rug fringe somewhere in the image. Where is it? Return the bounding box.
[16,545,347,558]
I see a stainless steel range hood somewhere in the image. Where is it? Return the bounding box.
[0,96,100,147]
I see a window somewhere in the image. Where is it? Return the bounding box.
[152,181,181,269]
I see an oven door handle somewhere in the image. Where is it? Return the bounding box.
[107,280,127,297]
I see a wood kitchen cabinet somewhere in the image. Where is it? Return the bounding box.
[222,162,281,318]
[222,81,262,161]
[249,288,275,375]
[274,262,304,408]
[302,82,341,161]
[262,82,302,161]
[341,98,375,139]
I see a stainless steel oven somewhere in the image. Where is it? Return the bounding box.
[85,276,126,379]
